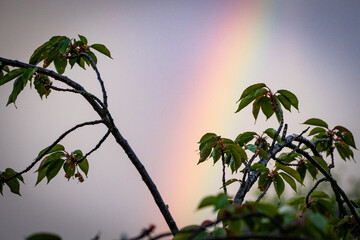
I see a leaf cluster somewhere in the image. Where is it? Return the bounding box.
[36,144,89,185]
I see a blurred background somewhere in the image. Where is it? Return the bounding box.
[0,1,359,239]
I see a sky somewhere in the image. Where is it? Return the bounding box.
[1,1,360,239]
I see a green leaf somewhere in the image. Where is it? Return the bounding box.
[90,44,112,59]
[36,165,48,186]
[25,232,62,240]
[258,148,268,160]
[199,133,217,144]
[198,193,228,211]
[234,132,257,146]
[235,87,267,113]
[308,213,328,234]
[88,51,98,65]
[63,161,75,180]
[279,172,297,192]
[260,97,274,119]
[78,34,88,45]
[275,162,302,183]
[252,96,265,121]
[335,143,352,161]
[3,168,21,195]
[38,152,65,172]
[246,144,257,153]
[334,125,357,149]
[212,145,222,164]
[306,161,318,180]
[29,41,49,65]
[273,174,285,198]
[5,178,20,195]
[59,38,70,55]
[303,118,328,129]
[76,56,85,69]
[264,128,281,143]
[38,144,65,158]
[22,67,38,84]
[297,165,307,183]
[276,94,292,111]
[212,228,227,238]
[221,178,240,189]
[7,75,26,106]
[78,158,89,177]
[309,127,326,136]
[229,144,247,161]
[0,182,3,195]
[46,159,65,183]
[0,68,25,86]
[277,89,299,110]
[54,56,67,74]
[34,74,51,99]
[47,36,66,48]
[239,83,267,100]
[250,163,268,173]
[312,156,329,173]
[69,57,76,69]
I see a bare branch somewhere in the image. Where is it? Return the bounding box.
[221,150,227,194]
[305,177,327,208]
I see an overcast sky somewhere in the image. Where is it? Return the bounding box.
[1,1,360,239]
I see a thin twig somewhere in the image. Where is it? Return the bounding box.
[256,179,272,202]
[221,150,227,194]
[305,177,327,208]
[74,130,111,164]
[80,53,108,107]
[3,120,103,183]
[49,85,106,109]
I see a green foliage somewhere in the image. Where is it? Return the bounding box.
[0,168,24,195]
[25,233,62,240]
[235,83,299,122]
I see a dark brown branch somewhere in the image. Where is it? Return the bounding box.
[287,143,360,226]
[221,150,227,194]
[0,57,179,234]
[49,85,106,109]
[3,120,103,183]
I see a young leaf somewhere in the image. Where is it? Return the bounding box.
[29,41,49,65]
[250,163,268,173]
[38,152,65,172]
[212,145,222,164]
[78,158,89,177]
[252,96,264,121]
[199,133,217,144]
[54,56,67,74]
[273,174,285,198]
[234,132,257,146]
[279,172,297,192]
[90,44,112,59]
[260,97,274,119]
[88,51,98,65]
[36,166,48,186]
[303,118,328,129]
[312,156,329,172]
[258,148,268,160]
[309,127,326,136]
[59,38,70,55]
[264,128,281,143]
[228,144,247,161]
[0,68,25,86]
[5,177,20,195]
[276,94,292,111]
[78,34,88,44]
[277,89,299,110]
[22,67,38,84]
[221,179,240,189]
[275,162,302,183]
[235,87,267,113]
[46,159,65,183]
[38,144,65,158]
[239,83,267,100]
[334,125,357,149]
[7,75,26,106]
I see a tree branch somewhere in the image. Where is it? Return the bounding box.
[0,57,179,234]
[79,53,108,107]
[3,120,103,183]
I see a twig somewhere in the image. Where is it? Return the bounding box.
[256,179,272,202]
[281,124,288,141]
[80,53,108,107]
[74,130,111,164]
[1,57,179,234]
[287,143,360,226]
[49,85,106,109]
[3,120,103,183]
[305,177,327,208]
[221,150,227,194]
